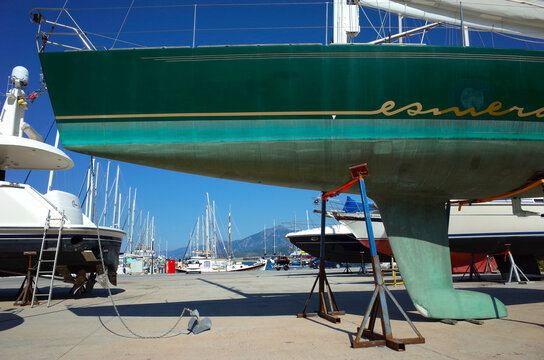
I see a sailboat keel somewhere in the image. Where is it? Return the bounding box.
[376,197,507,320]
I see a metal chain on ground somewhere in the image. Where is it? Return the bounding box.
[90,156,194,339]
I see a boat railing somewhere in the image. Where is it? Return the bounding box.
[29,2,450,53]
[31,8,97,52]
[30,3,542,54]
[30,3,336,53]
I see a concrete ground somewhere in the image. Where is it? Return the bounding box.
[0,269,543,360]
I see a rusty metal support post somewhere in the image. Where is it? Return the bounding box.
[297,192,345,323]
[14,253,37,306]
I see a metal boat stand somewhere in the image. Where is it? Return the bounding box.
[297,192,345,323]
[459,253,483,282]
[503,244,532,284]
[350,164,425,351]
[14,251,38,306]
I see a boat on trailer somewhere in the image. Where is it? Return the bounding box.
[32,1,544,319]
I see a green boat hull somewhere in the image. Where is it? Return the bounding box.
[39,44,544,319]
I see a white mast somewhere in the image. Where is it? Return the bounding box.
[125,187,131,230]
[85,167,90,217]
[93,161,99,222]
[460,2,470,47]
[103,161,110,226]
[212,200,217,256]
[112,164,119,227]
[117,193,122,228]
[398,14,403,44]
[46,131,60,192]
[195,216,200,255]
[88,158,96,221]
[228,208,232,259]
[145,211,149,254]
[333,0,360,44]
[151,216,155,253]
[130,188,137,253]
[138,209,142,253]
[205,194,210,258]
[151,215,155,274]
[306,210,310,230]
[202,215,205,256]
[273,218,276,255]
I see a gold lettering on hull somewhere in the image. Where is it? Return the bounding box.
[55,101,544,120]
[378,101,544,118]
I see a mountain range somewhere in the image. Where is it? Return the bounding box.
[168,225,297,259]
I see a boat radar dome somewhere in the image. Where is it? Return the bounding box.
[11,66,29,88]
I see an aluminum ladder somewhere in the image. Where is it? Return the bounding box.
[31,210,65,307]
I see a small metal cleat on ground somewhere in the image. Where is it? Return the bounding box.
[440,319,458,325]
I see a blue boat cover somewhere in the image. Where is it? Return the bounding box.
[342,196,375,213]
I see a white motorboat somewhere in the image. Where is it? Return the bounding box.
[0,66,125,291]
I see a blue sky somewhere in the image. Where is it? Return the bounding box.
[2,1,543,254]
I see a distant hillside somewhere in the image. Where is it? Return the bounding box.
[169,225,297,259]
[231,225,291,256]
[168,246,188,259]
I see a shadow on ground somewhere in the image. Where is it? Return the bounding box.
[68,277,544,325]
[0,312,24,331]
[0,286,125,302]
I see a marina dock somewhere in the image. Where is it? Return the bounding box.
[1,269,543,359]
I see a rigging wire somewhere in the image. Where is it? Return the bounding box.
[22,117,56,185]
[111,0,135,49]
[358,4,382,37]
[68,2,331,11]
[55,0,70,22]
[90,157,193,338]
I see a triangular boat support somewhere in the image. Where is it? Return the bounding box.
[297,192,345,323]
[349,164,425,351]
[13,251,38,306]
[459,253,483,282]
[503,245,532,284]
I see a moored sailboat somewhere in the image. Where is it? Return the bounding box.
[177,195,265,273]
